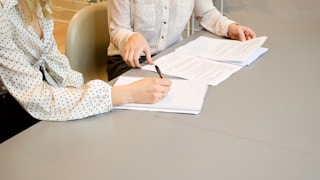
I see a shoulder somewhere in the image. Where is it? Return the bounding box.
[0,8,12,39]
[0,0,18,12]
[0,0,17,27]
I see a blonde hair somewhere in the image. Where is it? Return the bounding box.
[21,0,53,23]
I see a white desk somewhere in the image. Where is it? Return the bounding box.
[1,13,320,180]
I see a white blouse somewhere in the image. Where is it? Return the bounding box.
[0,0,113,121]
[107,0,235,56]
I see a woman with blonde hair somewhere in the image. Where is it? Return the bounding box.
[0,0,171,143]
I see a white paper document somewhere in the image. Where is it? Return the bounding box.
[142,36,268,86]
[113,76,208,114]
[227,47,269,66]
[175,36,268,64]
[142,53,242,86]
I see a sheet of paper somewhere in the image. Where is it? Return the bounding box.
[113,76,208,114]
[175,36,267,62]
[227,47,269,66]
[142,53,242,86]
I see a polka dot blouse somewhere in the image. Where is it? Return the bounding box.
[0,0,113,121]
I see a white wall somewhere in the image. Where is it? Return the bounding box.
[215,0,320,20]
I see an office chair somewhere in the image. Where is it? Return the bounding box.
[65,2,109,82]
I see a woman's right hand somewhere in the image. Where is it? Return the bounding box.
[112,78,172,106]
[122,33,154,68]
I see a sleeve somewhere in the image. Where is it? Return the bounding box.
[38,17,84,88]
[0,16,113,121]
[45,37,84,88]
[194,0,235,37]
[107,0,136,56]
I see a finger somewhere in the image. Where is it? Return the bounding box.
[123,47,132,67]
[245,29,251,39]
[244,31,252,40]
[237,28,246,42]
[131,50,141,68]
[127,50,137,67]
[122,49,129,64]
[245,28,256,40]
[160,79,172,86]
[158,92,168,100]
[133,57,142,68]
[159,84,171,95]
[144,49,154,65]
[249,30,256,39]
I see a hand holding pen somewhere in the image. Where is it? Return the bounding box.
[112,65,171,105]
[155,65,171,99]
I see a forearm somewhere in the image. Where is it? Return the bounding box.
[111,85,133,106]
[108,0,135,55]
[195,0,235,37]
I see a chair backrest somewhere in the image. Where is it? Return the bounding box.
[65,2,109,82]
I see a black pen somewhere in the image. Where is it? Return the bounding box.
[155,65,163,79]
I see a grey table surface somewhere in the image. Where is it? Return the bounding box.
[1,13,319,180]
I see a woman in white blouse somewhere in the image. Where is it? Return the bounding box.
[106,0,257,80]
[0,0,171,143]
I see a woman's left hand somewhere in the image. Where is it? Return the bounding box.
[228,23,256,41]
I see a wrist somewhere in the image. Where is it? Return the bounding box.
[227,23,240,38]
[111,85,134,106]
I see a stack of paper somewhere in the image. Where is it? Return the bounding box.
[113,76,208,114]
[142,36,268,86]
[175,36,268,66]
